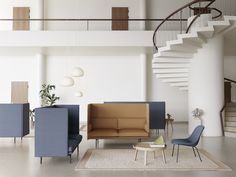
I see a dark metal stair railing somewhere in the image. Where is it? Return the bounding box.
[220,78,236,136]
[153,0,222,52]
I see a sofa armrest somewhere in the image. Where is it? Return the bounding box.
[35,108,68,157]
[144,123,149,133]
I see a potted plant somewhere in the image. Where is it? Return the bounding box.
[39,84,60,106]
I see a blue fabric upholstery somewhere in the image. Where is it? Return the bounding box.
[0,103,29,137]
[171,125,205,162]
[171,125,204,146]
[35,105,82,161]
[68,134,82,154]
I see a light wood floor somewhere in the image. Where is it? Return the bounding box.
[0,123,235,177]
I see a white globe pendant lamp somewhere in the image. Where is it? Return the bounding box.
[71,67,84,77]
[60,76,74,87]
[75,91,83,97]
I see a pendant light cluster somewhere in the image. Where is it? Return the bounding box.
[60,67,84,97]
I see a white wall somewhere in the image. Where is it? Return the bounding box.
[147,56,188,122]
[46,55,143,122]
[0,56,38,109]
[224,56,236,102]
[45,0,142,30]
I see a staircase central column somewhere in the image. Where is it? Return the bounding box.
[188,35,224,136]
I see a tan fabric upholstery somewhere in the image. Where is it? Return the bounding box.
[118,118,146,129]
[89,129,118,138]
[87,104,149,139]
[118,129,148,137]
[90,104,148,118]
[92,118,117,129]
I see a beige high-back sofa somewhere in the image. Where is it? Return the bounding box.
[87,103,149,139]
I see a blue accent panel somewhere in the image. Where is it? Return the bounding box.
[35,105,82,159]
[0,103,29,137]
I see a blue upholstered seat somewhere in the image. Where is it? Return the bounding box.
[171,125,204,162]
[68,134,82,154]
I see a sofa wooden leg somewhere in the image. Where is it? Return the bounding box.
[138,138,141,142]
[95,139,99,149]
[14,137,16,144]
[40,157,42,165]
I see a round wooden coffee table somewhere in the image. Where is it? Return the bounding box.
[133,142,166,166]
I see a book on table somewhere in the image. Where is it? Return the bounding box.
[150,136,165,147]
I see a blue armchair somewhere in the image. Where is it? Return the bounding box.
[171,125,204,162]
[35,105,82,164]
[0,103,29,143]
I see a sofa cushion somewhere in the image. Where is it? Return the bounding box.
[118,129,148,137]
[118,118,146,130]
[89,129,118,138]
[92,118,117,129]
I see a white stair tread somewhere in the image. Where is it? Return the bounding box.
[225,121,236,126]
[155,73,189,78]
[152,63,190,69]
[225,131,236,137]
[179,87,188,91]
[154,51,193,58]
[162,78,188,83]
[170,82,188,87]
[152,58,191,63]
[153,68,189,74]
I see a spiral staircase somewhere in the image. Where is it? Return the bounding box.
[152,0,236,136]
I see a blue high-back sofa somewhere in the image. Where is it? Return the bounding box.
[35,105,82,164]
[0,103,29,143]
[105,102,166,130]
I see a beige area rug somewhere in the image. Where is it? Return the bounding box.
[75,149,231,171]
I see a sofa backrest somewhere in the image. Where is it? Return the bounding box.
[55,105,80,135]
[35,107,68,157]
[105,102,166,129]
[88,103,149,130]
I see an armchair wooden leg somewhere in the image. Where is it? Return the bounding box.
[14,137,16,144]
[192,147,196,157]
[195,147,202,162]
[77,146,79,160]
[172,144,175,157]
[40,157,42,165]
[176,145,179,163]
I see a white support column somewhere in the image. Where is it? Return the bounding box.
[35,0,44,30]
[188,35,224,136]
[140,53,147,101]
[139,0,146,30]
[36,54,46,107]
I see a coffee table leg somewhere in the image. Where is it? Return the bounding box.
[134,150,138,161]
[162,149,166,164]
[144,151,147,166]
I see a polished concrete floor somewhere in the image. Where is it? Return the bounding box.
[0,123,235,177]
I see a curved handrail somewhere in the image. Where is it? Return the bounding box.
[220,78,236,136]
[225,77,236,84]
[153,0,222,52]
